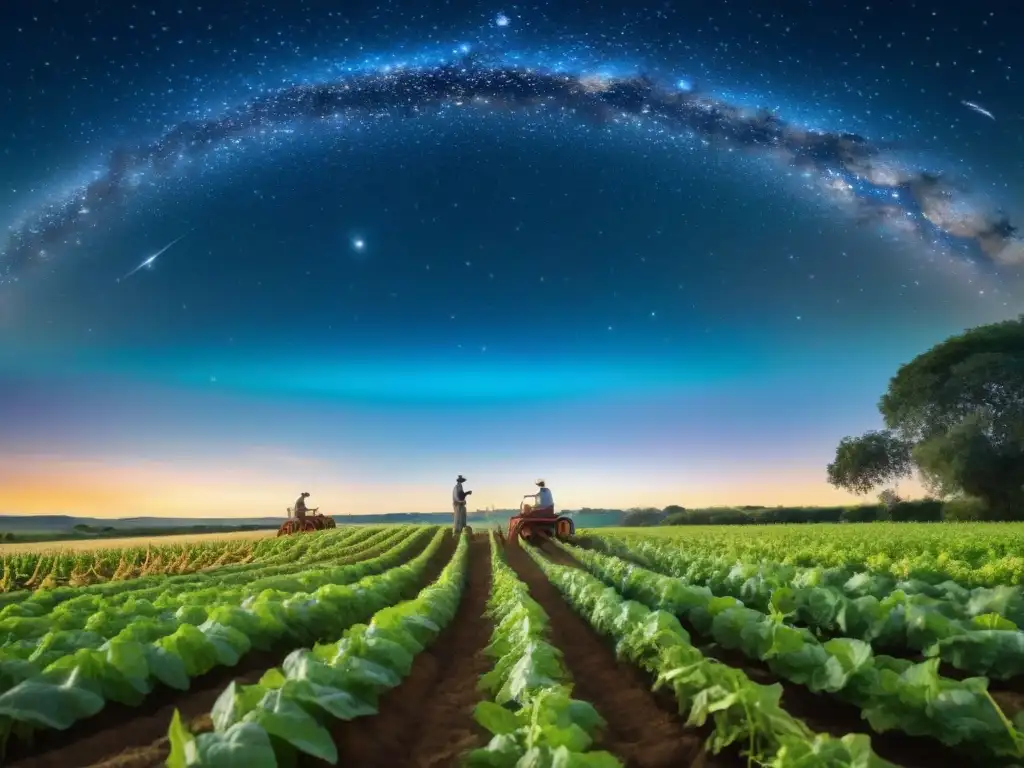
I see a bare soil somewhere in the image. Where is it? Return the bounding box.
[322,533,494,768]
[505,539,718,768]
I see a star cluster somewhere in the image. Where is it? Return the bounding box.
[1,2,1022,292]
[2,57,1022,285]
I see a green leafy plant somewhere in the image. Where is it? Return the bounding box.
[584,533,1024,679]
[165,529,470,766]
[563,540,1024,760]
[521,543,895,768]
[465,530,621,767]
[0,526,441,746]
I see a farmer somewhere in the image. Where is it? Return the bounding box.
[522,479,554,516]
[292,491,318,523]
[452,474,472,534]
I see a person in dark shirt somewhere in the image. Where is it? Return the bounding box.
[293,491,318,522]
[452,475,472,534]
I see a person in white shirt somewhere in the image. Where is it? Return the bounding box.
[452,474,472,534]
[522,479,554,516]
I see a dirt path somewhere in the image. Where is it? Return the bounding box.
[324,533,494,768]
[504,539,711,768]
[7,532,456,768]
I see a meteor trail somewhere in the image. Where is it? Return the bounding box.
[117,233,189,282]
[962,100,996,120]
[2,62,1022,277]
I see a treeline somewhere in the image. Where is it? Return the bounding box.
[620,498,988,527]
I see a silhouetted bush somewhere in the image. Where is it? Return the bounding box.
[942,496,992,521]
[840,506,880,523]
[659,501,947,526]
[881,498,943,522]
[621,508,667,527]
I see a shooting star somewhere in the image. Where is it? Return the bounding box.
[117,232,189,282]
[962,100,996,121]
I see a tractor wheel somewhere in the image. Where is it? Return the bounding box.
[555,517,575,539]
[518,523,540,545]
[277,519,300,537]
[322,516,336,529]
[300,519,318,532]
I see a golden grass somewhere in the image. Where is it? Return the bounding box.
[0,528,279,554]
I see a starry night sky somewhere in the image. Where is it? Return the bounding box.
[0,0,1021,517]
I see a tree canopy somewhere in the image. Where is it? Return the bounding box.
[829,316,1024,517]
[826,430,913,495]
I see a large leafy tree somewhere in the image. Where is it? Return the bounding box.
[828,316,1024,517]
[826,430,913,495]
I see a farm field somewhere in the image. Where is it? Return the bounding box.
[2,523,1024,767]
[0,529,281,555]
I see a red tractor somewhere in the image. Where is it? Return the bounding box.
[506,500,576,544]
[277,507,337,536]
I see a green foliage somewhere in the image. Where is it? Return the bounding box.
[834,317,1024,517]
[586,532,1024,679]
[913,414,1024,518]
[880,316,1024,442]
[0,526,441,744]
[619,508,666,527]
[523,543,895,767]
[878,499,942,523]
[466,532,620,767]
[166,530,469,767]
[570,538,1024,758]
[840,506,879,523]
[587,522,1024,587]
[662,505,890,526]
[826,430,914,495]
[877,489,901,509]
[941,496,993,522]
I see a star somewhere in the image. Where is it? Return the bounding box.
[495,13,510,27]
[351,237,366,253]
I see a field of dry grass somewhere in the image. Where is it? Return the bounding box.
[0,528,279,554]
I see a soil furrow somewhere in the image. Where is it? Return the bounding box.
[8,532,457,768]
[574,538,1024,697]
[323,532,493,768]
[503,539,711,768]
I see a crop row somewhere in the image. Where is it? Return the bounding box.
[167,529,470,765]
[522,542,894,767]
[561,539,1024,761]
[0,528,391,606]
[468,530,620,765]
[0,525,402,622]
[0,527,344,595]
[169,531,900,766]
[598,523,1024,587]
[165,529,624,766]
[0,526,441,749]
[586,533,1024,679]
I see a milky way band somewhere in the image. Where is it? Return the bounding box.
[2,58,1020,281]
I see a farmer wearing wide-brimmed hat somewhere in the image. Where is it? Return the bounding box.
[522,478,554,516]
[451,474,472,534]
